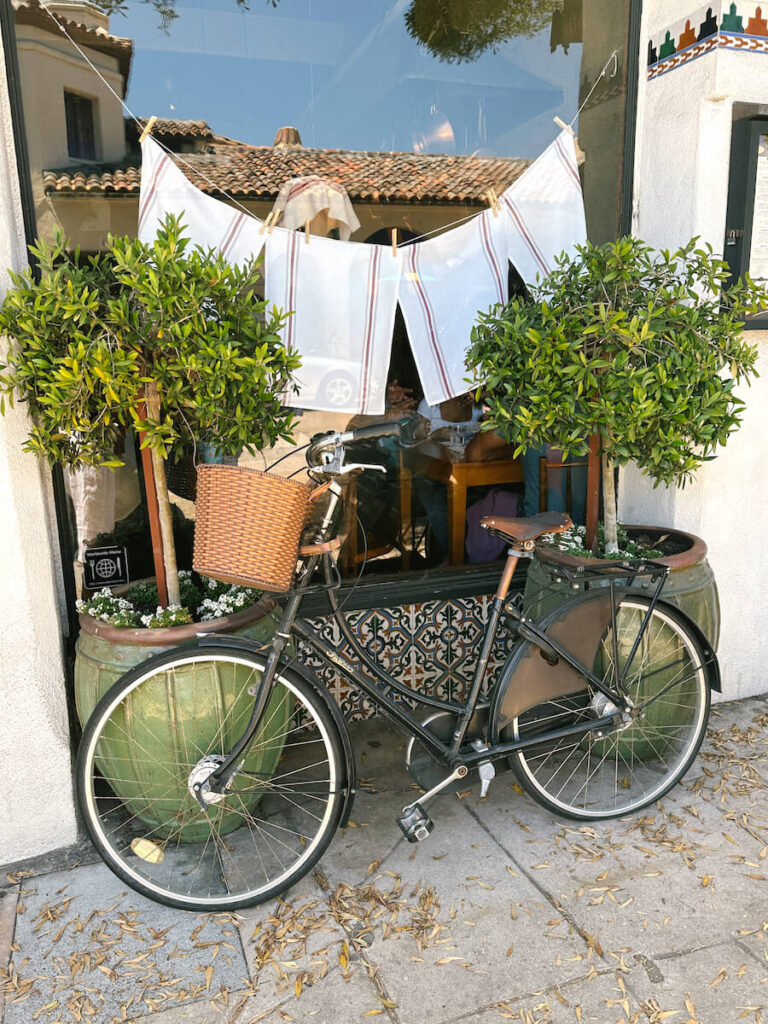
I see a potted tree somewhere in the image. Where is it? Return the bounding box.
[0,215,300,834]
[468,236,767,645]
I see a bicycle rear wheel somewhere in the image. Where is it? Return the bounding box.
[507,596,712,820]
[76,645,347,910]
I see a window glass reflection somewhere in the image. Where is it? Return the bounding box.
[13,0,632,583]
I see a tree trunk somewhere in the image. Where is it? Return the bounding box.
[602,451,619,555]
[145,382,181,606]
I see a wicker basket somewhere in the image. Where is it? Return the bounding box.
[193,464,312,592]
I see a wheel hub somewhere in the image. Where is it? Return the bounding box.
[187,755,228,808]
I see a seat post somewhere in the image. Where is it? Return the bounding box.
[495,552,519,601]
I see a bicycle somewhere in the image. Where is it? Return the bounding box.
[76,421,720,910]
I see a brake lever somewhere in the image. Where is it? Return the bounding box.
[344,462,387,474]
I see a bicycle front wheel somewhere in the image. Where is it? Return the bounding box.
[508,596,712,820]
[76,645,347,910]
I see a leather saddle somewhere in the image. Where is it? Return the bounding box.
[480,511,572,545]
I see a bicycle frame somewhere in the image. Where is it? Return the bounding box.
[207,481,652,789]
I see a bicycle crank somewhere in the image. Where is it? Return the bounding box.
[396,764,468,843]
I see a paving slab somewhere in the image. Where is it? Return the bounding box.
[735,921,768,970]
[133,985,258,1024]
[358,794,592,1024]
[4,863,250,1024]
[235,961,388,1024]
[0,886,18,1023]
[438,968,649,1023]
[465,736,768,962]
[318,782,417,889]
[235,875,348,1013]
[632,940,768,1022]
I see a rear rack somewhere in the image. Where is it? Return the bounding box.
[535,555,670,589]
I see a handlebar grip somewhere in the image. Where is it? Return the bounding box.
[343,421,402,442]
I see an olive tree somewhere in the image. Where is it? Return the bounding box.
[0,214,298,603]
[468,237,765,553]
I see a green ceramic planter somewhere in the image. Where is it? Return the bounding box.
[75,597,292,842]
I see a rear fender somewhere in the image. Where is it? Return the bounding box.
[653,597,721,692]
[489,590,721,745]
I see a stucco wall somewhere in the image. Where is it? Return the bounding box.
[15,20,125,252]
[623,0,768,700]
[0,30,77,862]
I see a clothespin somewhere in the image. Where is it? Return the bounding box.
[268,208,281,234]
[305,216,311,245]
[138,115,157,144]
[391,228,398,257]
[483,191,499,216]
[553,116,575,136]
[259,209,275,235]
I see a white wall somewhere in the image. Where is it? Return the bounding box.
[623,0,768,699]
[0,29,78,862]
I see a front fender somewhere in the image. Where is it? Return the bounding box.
[198,633,358,825]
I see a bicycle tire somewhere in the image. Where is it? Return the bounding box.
[501,594,712,820]
[76,644,347,910]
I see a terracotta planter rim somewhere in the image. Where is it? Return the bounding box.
[78,594,276,646]
[536,525,707,572]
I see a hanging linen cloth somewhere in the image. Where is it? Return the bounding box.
[272,176,361,240]
[138,137,265,264]
[398,208,508,406]
[500,130,586,286]
[264,228,402,415]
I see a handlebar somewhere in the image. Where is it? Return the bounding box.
[340,421,402,443]
[306,420,402,475]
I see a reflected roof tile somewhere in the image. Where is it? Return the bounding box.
[44,136,530,204]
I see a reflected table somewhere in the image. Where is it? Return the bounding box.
[399,441,523,568]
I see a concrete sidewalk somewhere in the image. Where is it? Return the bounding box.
[2,698,768,1024]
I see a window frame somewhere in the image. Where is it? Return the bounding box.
[64,88,98,162]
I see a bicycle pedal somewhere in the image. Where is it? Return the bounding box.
[396,802,434,843]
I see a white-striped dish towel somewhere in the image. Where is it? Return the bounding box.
[138,137,265,264]
[397,208,508,405]
[500,130,587,286]
[265,228,402,415]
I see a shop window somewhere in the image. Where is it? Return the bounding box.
[15,0,639,592]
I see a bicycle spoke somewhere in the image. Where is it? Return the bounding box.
[510,597,710,819]
[79,652,343,909]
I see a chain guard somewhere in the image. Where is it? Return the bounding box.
[405,709,488,793]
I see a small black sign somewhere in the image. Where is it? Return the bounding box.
[84,546,130,590]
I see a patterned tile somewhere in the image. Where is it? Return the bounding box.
[647,2,768,81]
[297,594,515,720]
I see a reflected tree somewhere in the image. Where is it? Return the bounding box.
[404,0,565,63]
[87,0,561,48]
[88,0,278,32]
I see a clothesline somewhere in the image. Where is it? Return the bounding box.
[43,1,590,414]
[40,2,617,253]
[139,127,587,412]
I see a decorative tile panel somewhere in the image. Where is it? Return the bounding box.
[648,3,768,80]
[296,595,516,720]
